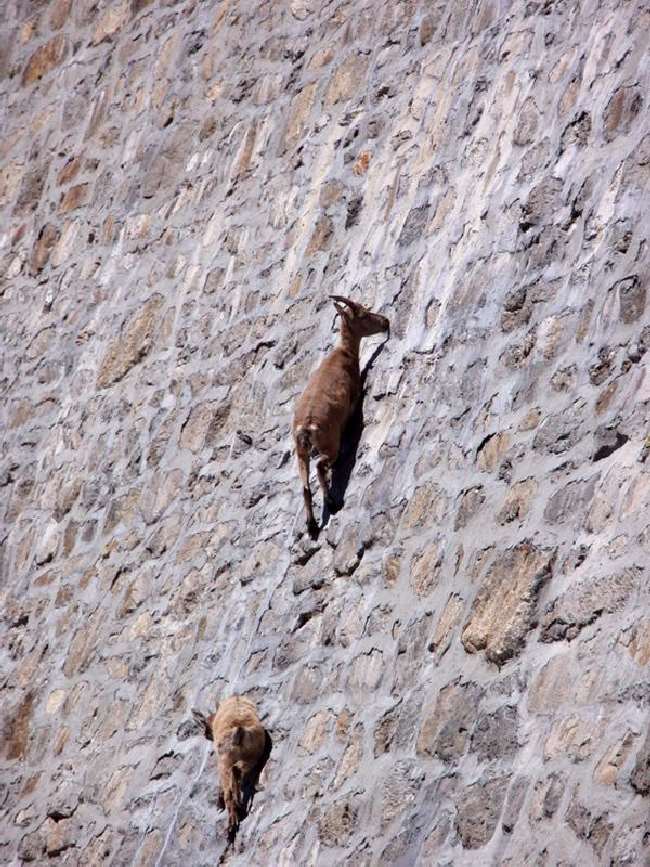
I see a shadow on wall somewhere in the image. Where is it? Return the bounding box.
[324,339,388,525]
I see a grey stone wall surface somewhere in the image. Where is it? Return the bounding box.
[1,0,649,864]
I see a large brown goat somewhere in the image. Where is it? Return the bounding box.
[192,696,269,839]
[293,295,389,536]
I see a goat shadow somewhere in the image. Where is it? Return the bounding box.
[322,338,388,528]
[227,730,273,845]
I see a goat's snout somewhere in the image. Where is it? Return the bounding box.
[368,312,390,337]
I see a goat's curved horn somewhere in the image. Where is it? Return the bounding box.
[329,294,354,307]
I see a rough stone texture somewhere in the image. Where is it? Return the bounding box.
[461,542,556,664]
[1,1,649,865]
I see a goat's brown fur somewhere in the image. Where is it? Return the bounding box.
[293,295,389,535]
[192,696,267,838]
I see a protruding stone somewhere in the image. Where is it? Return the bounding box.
[462,542,555,664]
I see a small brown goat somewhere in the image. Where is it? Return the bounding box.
[192,695,269,839]
[293,295,389,536]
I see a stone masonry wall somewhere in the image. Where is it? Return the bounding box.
[1,0,649,864]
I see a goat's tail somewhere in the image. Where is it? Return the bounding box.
[295,425,311,453]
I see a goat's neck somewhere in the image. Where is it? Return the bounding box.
[338,323,361,367]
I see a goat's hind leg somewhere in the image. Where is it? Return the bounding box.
[297,449,318,537]
[316,456,336,512]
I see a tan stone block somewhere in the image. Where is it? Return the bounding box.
[63,619,98,677]
[107,657,129,678]
[103,767,133,812]
[417,680,482,759]
[57,156,82,185]
[306,214,334,255]
[476,430,510,472]
[462,542,555,664]
[429,594,463,657]
[22,35,68,85]
[50,0,72,31]
[626,618,650,665]
[20,19,37,45]
[30,223,60,273]
[59,183,89,213]
[233,123,257,176]
[498,478,538,524]
[594,732,636,785]
[499,28,533,61]
[620,472,650,521]
[300,710,332,754]
[382,548,401,586]
[513,96,540,146]
[46,817,74,857]
[4,692,34,760]
[0,160,25,203]
[126,213,151,239]
[400,482,449,530]
[133,830,163,867]
[348,649,383,691]
[131,677,165,729]
[334,736,362,788]
[335,708,351,741]
[595,381,618,415]
[603,85,644,142]
[352,150,371,175]
[284,83,318,149]
[543,714,604,762]
[51,219,81,267]
[92,1,130,45]
[97,294,164,389]
[308,47,334,70]
[105,488,140,533]
[318,799,357,846]
[454,485,485,530]
[54,726,70,755]
[180,400,230,451]
[528,654,600,714]
[139,469,183,525]
[410,541,444,598]
[8,398,32,429]
[324,54,369,106]
[17,648,45,688]
[46,689,66,714]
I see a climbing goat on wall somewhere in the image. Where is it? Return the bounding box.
[293,295,389,536]
[192,695,271,840]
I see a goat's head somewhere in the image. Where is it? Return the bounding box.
[329,295,390,338]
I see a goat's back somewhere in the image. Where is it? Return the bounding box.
[293,348,359,434]
[211,696,264,754]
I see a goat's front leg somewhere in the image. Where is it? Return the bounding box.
[316,457,335,510]
[297,451,318,536]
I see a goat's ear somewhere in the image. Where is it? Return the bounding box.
[329,295,360,315]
